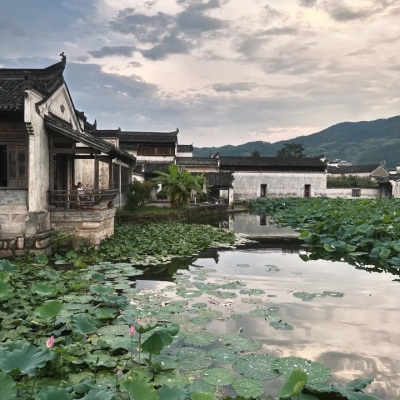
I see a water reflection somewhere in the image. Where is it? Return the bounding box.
[136,243,400,399]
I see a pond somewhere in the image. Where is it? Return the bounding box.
[137,213,400,399]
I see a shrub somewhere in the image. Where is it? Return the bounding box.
[125,180,155,211]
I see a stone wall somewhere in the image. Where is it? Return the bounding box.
[50,208,116,247]
[325,188,380,199]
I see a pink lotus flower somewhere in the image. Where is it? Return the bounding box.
[46,335,55,348]
[129,325,136,336]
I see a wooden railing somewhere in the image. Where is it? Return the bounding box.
[48,189,119,210]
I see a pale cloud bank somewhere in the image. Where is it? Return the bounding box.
[0,0,399,146]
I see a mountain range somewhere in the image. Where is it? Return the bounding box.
[193,115,400,168]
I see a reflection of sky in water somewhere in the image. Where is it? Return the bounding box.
[137,247,400,399]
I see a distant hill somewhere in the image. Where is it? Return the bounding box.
[193,116,400,168]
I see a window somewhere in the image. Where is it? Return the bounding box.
[352,188,361,197]
[260,184,267,197]
[0,143,27,187]
[304,184,311,198]
[137,146,174,156]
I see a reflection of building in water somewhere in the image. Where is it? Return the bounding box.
[228,212,298,239]
[196,249,219,264]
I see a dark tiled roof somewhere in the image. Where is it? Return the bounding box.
[133,162,172,174]
[119,130,178,144]
[327,165,382,174]
[93,129,121,138]
[219,156,326,168]
[177,144,193,152]
[176,157,219,167]
[0,60,66,111]
[45,113,135,164]
[204,172,233,187]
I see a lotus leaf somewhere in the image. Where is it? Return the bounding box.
[142,325,179,355]
[249,309,269,318]
[241,298,263,304]
[177,289,204,298]
[231,313,243,319]
[190,316,212,325]
[191,392,218,400]
[279,369,308,398]
[232,378,265,399]
[191,303,208,309]
[73,315,100,336]
[208,291,237,299]
[83,353,116,368]
[184,332,217,346]
[97,324,130,337]
[0,343,56,377]
[221,281,246,289]
[156,385,187,400]
[34,300,63,321]
[203,368,236,386]
[32,282,57,296]
[80,388,116,400]
[293,292,317,301]
[0,259,17,273]
[0,281,13,301]
[121,378,159,400]
[270,321,294,330]
[273,357,331,384]
[209,347,238,364]
[239,289,265,295]
[220,334,262,352]
[94,308,117,320]
[322,291,344,298]
[0,371,17,400]
[36,387,74,400]
[171,348,213,372]
[232,354,279,380]
[154,373,191,388]
[90,284,113,295]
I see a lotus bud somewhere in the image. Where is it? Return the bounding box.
[129,325,136,336]
[46,335,55,348]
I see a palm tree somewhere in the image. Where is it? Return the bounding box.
[153,164,205,209]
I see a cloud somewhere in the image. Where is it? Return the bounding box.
[211,82,256,93]
[88,45,136,58]
[140,35,194,60]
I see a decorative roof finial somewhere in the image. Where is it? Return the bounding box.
[60,52,67,62]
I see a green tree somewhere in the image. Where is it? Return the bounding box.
[125,180,155,211]
[251,150,260,158]
[152,164,205,209]
[276,143,305,158]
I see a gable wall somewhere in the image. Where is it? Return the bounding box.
[232,171,327,200]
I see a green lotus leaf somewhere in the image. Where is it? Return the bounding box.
[293,292,317,301]
[121,377,159,400]
[100,295,127,306]
[97,324,130,337]
[80,388,116,400]
[232,378,265,399]
[94,308,117,320]
[221,281,246,289]
[0,281,13,301]
[203,367,236,386]
[190,316,212,325]
[239,289,265,295]
[73,315,100,336]
[83,353,116,368]
[265,265,280,272]
[36,387,74,400]
[279,369,308,398]
[171,348,213,372]
[157,385,187,400]
[141,327,176,355]
[241,297,263,304]
[232,353,279,380]
[177,289,204,298]
[0,343,56,377]
[0,259,17,273]
[187,380,215,395]
[32,282,57,296]
[207,291,237,299]
[184,332,217,346]
[34,300,63,320]
[90,284,113,295]
[191,393,218,400]
[322,291,344,298]
[153,372,190,388]
[220,334,262,352]
[269,321,294,330]
[70,378,96,394]
[231,313,243,319]
[35,253,49,266]
[209,347,238,364]
[0,371,17,400]
[273,357,331,384]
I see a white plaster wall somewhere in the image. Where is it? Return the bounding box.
[232,172,327,200]
[176,151,193,157]
[25,90,50,212]
[325,188,380,198]
[136,155,174,162]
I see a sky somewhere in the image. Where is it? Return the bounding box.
[1,0,400,147]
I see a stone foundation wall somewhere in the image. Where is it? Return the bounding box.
[0,189,27,206]
[0,206,53,258]
[50,208,116,247]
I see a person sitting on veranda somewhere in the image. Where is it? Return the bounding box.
[76,182,90,201]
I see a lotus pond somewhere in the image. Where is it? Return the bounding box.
[1,209,400,399]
